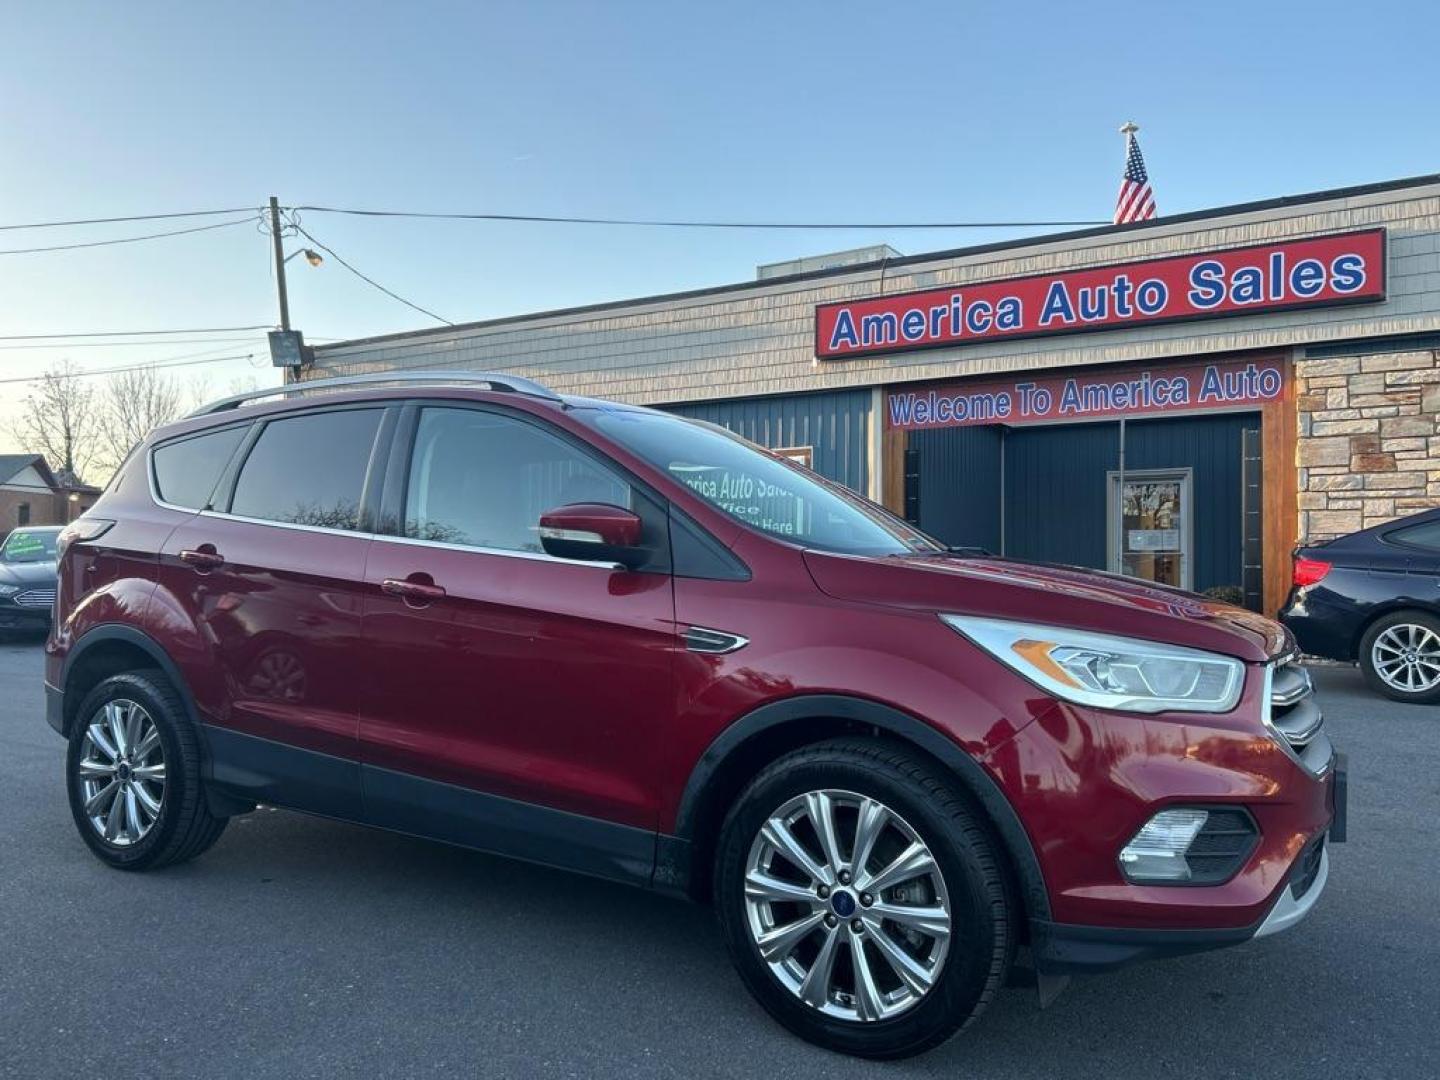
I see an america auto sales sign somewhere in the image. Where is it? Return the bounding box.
[814,229,1386,360]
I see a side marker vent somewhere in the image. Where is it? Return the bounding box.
[683,627,749,655]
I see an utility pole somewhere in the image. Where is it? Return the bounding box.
[268,195,291,332]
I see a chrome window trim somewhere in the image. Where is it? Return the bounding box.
[369,530,624,571]
[195,508,373,539]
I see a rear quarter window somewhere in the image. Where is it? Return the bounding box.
[151,424,249,510]
[1388,520,1440,552]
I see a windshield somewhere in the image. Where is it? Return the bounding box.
[586,408,941,556]
[1,529,59,563]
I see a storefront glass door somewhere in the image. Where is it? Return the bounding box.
[1106,468,1193,590]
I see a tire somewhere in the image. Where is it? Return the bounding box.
[712,738,1014,1059]
[65,670,228,870]
[1359,610,1440,705]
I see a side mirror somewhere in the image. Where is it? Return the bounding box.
[538,503,646,568]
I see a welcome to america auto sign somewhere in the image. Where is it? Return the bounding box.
[815,229,1386,360]
[886,356,1286,431]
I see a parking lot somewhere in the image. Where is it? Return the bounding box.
[1,635,1435,1079]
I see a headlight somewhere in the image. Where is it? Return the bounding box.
[941,615,1244,714]
[0,584,18,597]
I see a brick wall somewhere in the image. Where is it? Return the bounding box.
[1295,349,1440,540]
[0,490,48,532]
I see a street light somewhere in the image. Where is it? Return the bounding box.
[283,247,324,267]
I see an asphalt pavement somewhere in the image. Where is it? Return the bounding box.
[1,634,1436,1079]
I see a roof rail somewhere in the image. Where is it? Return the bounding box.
[188,369,562,416]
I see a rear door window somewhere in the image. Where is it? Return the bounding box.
[229,409,382,531]
[151,424,249,510]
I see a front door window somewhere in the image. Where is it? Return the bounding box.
[1107,470,1192,590]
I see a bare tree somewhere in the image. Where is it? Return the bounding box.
[12,360,100,484]
[95,365,189,473]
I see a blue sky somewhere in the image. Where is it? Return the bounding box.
[2,0,1437,454]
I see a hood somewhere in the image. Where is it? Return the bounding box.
[803,551,1289,663]
[0,559,58,587]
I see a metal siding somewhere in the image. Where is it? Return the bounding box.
[1003,423,1119,569]
[663,388,871,494]
[911,427,1004,551]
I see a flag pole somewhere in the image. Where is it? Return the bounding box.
[1113,121,1136,575]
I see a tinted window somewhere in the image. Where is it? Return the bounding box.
[1390,520,1440,552]
[152,425,248,509]
[405,407,630,552]
[230,409,381,530]
[584,408,938,556]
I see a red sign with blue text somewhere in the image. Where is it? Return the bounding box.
[887,356,1286,430]
[816,229,1386,360]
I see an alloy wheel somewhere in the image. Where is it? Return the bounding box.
[1371,623,1440,694]
[76,699,166,847]
[743,789,951,1023]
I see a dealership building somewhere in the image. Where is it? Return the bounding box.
[306,174,1440,616]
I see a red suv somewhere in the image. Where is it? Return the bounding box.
[46,372,1345,1058]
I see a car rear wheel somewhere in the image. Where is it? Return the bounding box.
[1359,610,1440,705]
[713,738,1014,1059]
[66,671,228,870]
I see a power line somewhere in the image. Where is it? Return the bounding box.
[0,215,259,255]
[294,205,1110,230]
[0,335,339,350]
[289,218,453,326]
[0,207,263,232]
[0,325,272,341]
[0,351,259,386]
[0,337,263,351]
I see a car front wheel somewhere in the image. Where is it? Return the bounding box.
[713,738,1014,1059]
[1359,610,1440,705]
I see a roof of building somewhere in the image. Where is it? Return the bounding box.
[314,171,1440,354]
[0,454,51,489]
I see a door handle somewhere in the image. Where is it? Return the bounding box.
[381,577,447,602]
[179,547,224,571]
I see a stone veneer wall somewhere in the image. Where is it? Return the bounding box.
[1295,348,1440,541]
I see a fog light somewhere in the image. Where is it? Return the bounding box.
[1119,809,1209,882]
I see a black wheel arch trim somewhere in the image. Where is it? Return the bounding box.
[59,624,205,737]
[673,693,1052,923]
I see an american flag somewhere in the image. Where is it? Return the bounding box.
[1114,126,1157,224]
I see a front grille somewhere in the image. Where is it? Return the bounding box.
[1266,656,1330,774]
[1290,836,1325,898]
[13,588,56,609]
[1186,808,1260,884]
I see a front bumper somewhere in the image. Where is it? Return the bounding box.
[1032,753,1346,974]
[0,603,51,630]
